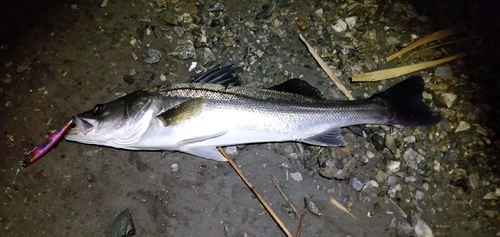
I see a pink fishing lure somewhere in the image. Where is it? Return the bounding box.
[23,119,74,167]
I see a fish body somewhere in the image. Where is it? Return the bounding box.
[66,65,440,161]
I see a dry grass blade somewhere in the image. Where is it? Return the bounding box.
[399,36,479,65]
[217,147,293,237]
[299,34,355,100]
[329,197,377,236]
[271,175,300,218]
[386,26,461,62]
[295,206,308,237]
[351,52,469,82]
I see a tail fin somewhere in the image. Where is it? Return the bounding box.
[370,76,441,126]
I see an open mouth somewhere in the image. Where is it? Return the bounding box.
[71,116,94,135]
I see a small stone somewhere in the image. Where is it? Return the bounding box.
[153,27,164,39]
[411,211,434,237]
[202,47,216,65]
[129,37,137,46]
[223,37,235,47]
[105,209,136,237]
[404,136,416,143]
[296,19,309,30]
[332,19,347,32]
[2,75,12,83]
[440,93,457,108]
[171,40,197,59]
[435,65,453,80]
[371,134,385,151]
[314,8,323,18]
[375,170,388,184]
[385,133,397,153]
[307,201,322,216]
[415,190,425,200]
[164,14,179,25]
[142,48,163,64]
[386,160,401,173]
[255,49,264,58]
[290,172,303,182]
[366,151,375,159]
[386,36,400,45]
[455,121,470,132]
[483,192,497,200]
[351,177,364,191]
[131,52,138,61]
[174,26,184,37]
[422,183,430,191]
[171,164,179,172]
[123,75,135,84]
[224,146,238,156]
[345,16,357,29]
[386,176,398,187]
[484,210,498,218]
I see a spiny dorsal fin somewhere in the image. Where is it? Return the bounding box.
[268,79,325,99]
[157,98,205,126]
[187,64,241,86]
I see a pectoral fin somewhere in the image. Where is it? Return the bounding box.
[182,146,228,161]
[157,98,205,126]
[179,131,228,145]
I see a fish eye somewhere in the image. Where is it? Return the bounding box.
[93,104,105,115]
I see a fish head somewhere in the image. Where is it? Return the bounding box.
[65,91,156,148]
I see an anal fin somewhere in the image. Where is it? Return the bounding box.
[182,146,227,161]
[299,128,346,146]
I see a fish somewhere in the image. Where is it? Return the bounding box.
[65,65,441,161]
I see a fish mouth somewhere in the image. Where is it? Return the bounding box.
[71,116,94,135]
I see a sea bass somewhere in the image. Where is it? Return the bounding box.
[65,65,440,161]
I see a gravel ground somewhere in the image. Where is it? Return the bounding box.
[1,0,499,236]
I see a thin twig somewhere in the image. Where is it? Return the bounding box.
[270,175,300,218]
[299,34,355,100]
[295,205,308,237]
[329,197,376,236]
[217,147,293,237]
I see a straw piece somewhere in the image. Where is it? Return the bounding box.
[386,26,461,62]
[217,147,293,237]
[352,52,468,82]
[399,36,479,65]
[299,34,355,100]
[329,197,376,235]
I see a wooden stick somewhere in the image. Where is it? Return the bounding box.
[271,175,300,218]
[295,206,308,237]
[386,26,461,62]
[299,34,355,100]
[217,147,293,237]
[352,52,469,82]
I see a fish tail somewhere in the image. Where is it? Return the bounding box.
[371,76,441,126]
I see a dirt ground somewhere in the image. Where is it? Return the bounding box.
[0,0,498,237]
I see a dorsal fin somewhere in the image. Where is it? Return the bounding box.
[268,79,324,99]
[187,64,241,86]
